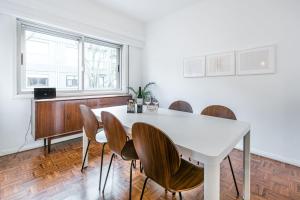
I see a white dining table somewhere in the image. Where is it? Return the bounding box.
[82,105,251,200]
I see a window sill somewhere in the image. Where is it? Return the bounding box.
[13,90,130,100]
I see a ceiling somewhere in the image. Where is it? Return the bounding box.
[93,0,200,22]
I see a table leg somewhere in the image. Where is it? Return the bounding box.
[243,131,251,200]
[204,162,220,200]
[82,127,89,168]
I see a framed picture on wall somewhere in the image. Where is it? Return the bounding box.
[236,45,276,75]
[183,56,205,78]
[206,51,235,76]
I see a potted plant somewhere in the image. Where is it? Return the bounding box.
[128,82,156,101]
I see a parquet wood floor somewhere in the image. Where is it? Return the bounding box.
[0,138,299,200]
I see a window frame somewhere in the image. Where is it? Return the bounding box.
[16,19,124,96]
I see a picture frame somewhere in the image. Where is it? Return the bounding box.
[206,51,235,76]
[236,45,276,75]
[183,56,205,78]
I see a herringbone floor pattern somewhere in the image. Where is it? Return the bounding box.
[0,138,299,200]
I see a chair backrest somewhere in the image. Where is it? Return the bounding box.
[168,100,193,113]
[101,111,127,155]
[201,105,236,120]
[132,122,181,188]
[79,104,99,141]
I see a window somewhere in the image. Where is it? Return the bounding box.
[17,19,123,94]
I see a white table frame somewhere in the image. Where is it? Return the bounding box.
[82,106,251,200]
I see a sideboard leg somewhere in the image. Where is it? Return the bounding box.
[44,138,47,148]
[47,138,51,153]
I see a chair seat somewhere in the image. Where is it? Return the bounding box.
[96,129,107,144]
[121,140,139,160]
[169,159,204,192]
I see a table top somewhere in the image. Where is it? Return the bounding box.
[93,106,250,163]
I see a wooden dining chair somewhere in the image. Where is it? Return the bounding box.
[169,100,193,164]
[201,105,239,197]
[168,100,193,113]
[79,105,107,191]
[101,111,139,200]
[132,122,204,200]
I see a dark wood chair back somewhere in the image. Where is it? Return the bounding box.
[132,122,181,188]
[201,105,236,120]
[101,111,127,155]
[79,105,99,141]
[168,100,193,113]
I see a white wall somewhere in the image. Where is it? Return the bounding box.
[0,0,144,156]
[0,0,144,46]
[129,46,143,89]
[143,0,300,166]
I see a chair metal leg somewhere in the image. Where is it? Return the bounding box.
[179,192,182,200]
[133,160,136,169]
[129,160,134,200]
[228,155,239,197]
[140,161,143,173]
[140,177,149,200]
[98,143,106,191]
[102,153,114,194]
[81,140,90,172]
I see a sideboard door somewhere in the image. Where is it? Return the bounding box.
[35,101,65,139]
[64,100,87,133]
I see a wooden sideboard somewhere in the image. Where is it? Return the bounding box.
[32,94,131,152]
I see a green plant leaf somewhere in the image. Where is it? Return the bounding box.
[143,82,155,92]
[128,87,137,95]
[143,91,151,97]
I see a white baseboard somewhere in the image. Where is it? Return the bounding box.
[234,146,300,168]
[0,133,82,157]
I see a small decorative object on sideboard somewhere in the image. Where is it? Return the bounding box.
[34,88,56,99]
[127,99,135,113]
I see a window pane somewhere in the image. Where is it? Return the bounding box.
[27,77,49,87]
[66,75,78,88]
[21,30,79,91]
[84,41,120,90]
